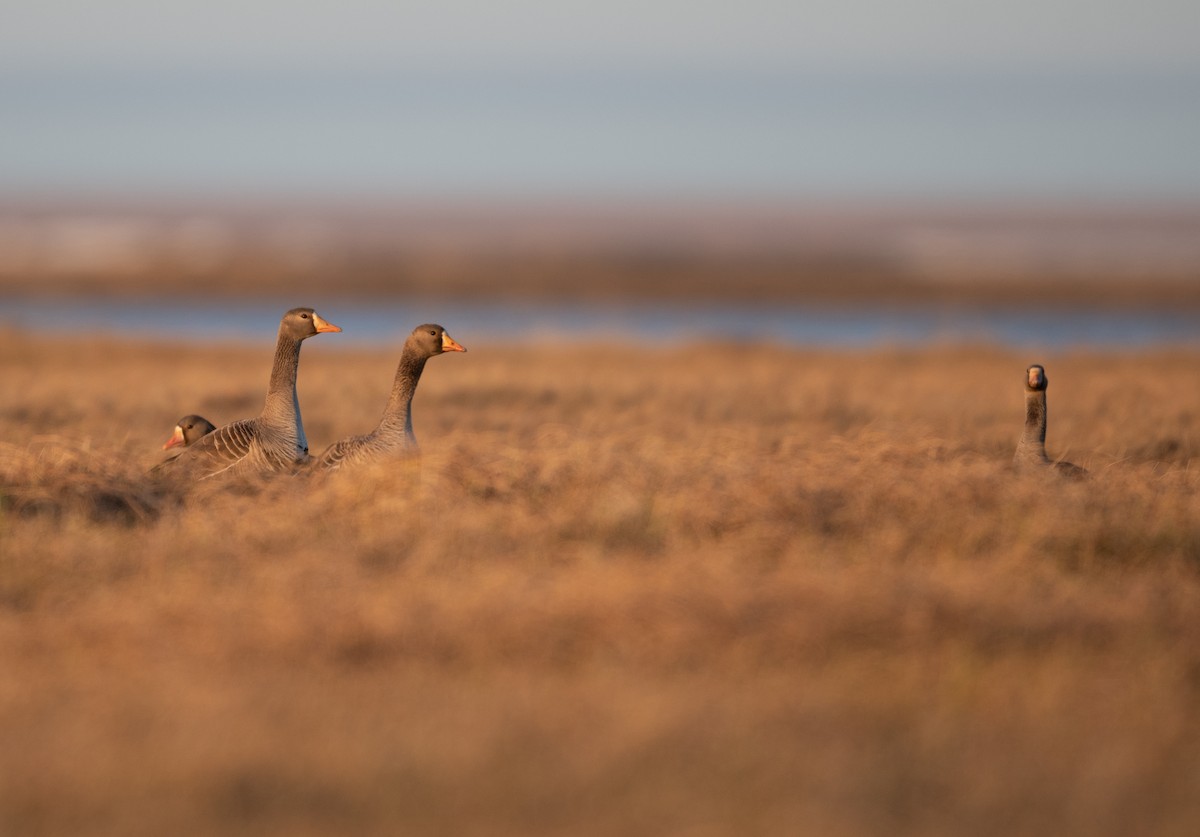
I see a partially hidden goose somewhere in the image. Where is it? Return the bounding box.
[317,323,465,470]
[1013,364,1088,479]
[163,307,340,479]
[162,415,217,450]
[150,414,217,473]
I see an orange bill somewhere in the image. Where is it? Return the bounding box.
[162,425,186,450]
[441,332,467,352]
[313,313,342,333]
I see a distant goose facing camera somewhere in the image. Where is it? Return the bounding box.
[160,307,340,479]
[1013,364,1088,479]
[318,323,465,470]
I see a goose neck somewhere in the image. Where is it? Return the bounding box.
[381,345,428,428]
[263,331,303,423]
[1019,388,1048,459]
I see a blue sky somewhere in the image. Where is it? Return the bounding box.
[2,1,1198,201]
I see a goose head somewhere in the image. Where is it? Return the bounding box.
[282,307,341,341]
[409,323,467,357]
[1025,364,1048,392]
[163,414,217,450]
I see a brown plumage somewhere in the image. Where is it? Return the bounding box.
[162,415,217,451]
[317,323,465,470]
[1013,364,1088,479]
[150,414,218,473]
[160,307,340,480]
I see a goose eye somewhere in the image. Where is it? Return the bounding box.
[429,330,437,336]
[301,313,310,319]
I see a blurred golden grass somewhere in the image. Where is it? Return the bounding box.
[2,331,1200,836]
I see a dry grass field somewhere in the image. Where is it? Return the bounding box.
[2,327,1200,836]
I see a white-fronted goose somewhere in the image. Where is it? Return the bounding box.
[162,415,217,450]
[150,414,218,474]
[317,323,465,470]
[1013,364,1088,479]
[164,307,340,479]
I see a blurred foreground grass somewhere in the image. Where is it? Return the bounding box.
[2,331,1199,836]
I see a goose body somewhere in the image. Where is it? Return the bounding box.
[318,323,464,470]
[164,307,340,479]
[1013,364,1088,479]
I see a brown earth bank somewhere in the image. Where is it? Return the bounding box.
[7,251,1200,310]
[2,332,1200,836]
[2,201,1199,308]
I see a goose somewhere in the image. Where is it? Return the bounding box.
[150,414,218,474]
[1013,364,1088,479]
[163,307,340,479]
[317,323,465,470]
[162,415,217,450]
